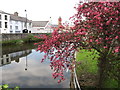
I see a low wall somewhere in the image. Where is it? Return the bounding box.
[1,33,49,41]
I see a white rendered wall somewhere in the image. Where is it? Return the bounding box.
[0,13,10,34]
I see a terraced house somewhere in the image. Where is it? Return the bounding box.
[0,10,32,34]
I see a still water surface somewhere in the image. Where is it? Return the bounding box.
[1,43,119,89]
[1,43,70,88]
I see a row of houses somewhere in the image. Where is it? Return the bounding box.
[0,10,59,34]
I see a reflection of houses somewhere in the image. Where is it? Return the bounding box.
[32,21,53,33]
[0,50,32,66]
[0,54,11,66]
[0,10,32,34]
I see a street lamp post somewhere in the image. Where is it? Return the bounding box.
[25,10,27,30]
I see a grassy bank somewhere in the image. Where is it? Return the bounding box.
[1,34,44,45]
[76,49,99,74]
[75,49,119,88]
[75,49,99,88]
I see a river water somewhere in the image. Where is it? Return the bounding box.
[0,43,70,88]
[1,43,119,89]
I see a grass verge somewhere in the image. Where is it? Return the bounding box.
[76,49,99,75]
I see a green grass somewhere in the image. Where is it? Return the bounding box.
[76,49,99,75]
[103,78,119,88]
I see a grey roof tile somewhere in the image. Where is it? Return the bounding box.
[10,14,32,23]
[32,21,49,27]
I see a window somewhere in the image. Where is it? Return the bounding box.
[10,25,12,29]
[1,59,3,64]
[6,58,9,62]
[0,14,1,20]
[15,31,20,33]
[15,26,18,30]
[0,21,1,28]
[29,22,31,26]
[5,22,7,28]
[5,15,7,20]
[10,31,13,33]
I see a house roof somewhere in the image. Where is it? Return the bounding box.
[0,10,10,14]
[32,21,49,27]
[10,14,32,23]
[0,10,32,23]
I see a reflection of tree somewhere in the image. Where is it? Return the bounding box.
[98,54,120,88]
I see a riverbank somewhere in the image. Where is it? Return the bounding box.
[2,35,42,45]
[75,49,119,89]
[75,49,99,89]
[1,33,50,45]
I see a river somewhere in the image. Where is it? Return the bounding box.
[0,43,70,88]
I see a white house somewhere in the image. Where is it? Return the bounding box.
[0,10,10,33]
[32,21,53,33]
[10,12,32,33]
[0,10,32,34]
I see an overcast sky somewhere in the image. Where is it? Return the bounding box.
[0,0,79,24]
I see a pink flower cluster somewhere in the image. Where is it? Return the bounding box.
[35,2,120,83]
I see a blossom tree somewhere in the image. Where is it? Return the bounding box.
[35,1,120,83]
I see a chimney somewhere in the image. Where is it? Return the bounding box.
[58,16,62,26]
[14,12,18,16]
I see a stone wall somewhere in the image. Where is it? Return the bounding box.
[1,33,48,41]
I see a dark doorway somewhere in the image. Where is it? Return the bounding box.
[23,29,28,33]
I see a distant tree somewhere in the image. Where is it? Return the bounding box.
[35,1,120,83]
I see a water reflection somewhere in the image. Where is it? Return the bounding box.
[0,50,32,67]
[1,43,70,88]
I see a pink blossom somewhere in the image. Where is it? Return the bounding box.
[104,7,109,11]
[58,80,61,83]
[115,36,118,39]
[95,39,98,42]
[106,20,111,25]
[99,27,103,29]
[115,48,119,53]
[89,39,93,42]
[103,46,107,49]
[35,2,120,83]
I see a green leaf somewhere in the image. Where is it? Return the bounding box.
[3,84,9,88]
[14,86,19,90]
